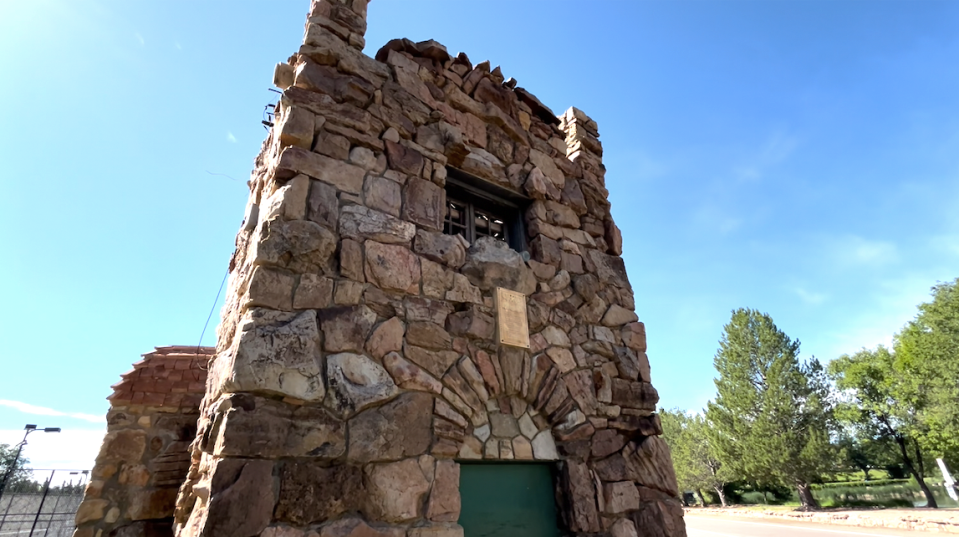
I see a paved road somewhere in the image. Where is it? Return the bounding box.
[686,515,924,537]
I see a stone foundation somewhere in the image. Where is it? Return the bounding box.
[107,1,685,536]
[74,346,212,537]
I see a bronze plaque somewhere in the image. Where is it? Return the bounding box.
[495,287,530,348]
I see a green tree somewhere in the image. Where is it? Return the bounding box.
[661,409,731,506]
[0,443,32,492]
[706,308,835,509]
[829,346,941,507]
[895,279,959,460]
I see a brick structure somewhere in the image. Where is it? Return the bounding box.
[74,347,213,537]
[80,1,687,536]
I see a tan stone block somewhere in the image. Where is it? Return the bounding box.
[246,266,295,311]
[263,174,310,221]
[276,146,365,195]
[364,175,402,217]
[512,436,533,460]
[340,238,364,281]
[426,460,460,522]
[75,499,109,525]
[213,309,325,402]
[348,393,433,463]
[367,317,405,359]
[365,458,431,522]
[603,482,640,514]
[117,464,150,487]
[364,241,421,293]
[334,280,367,305]
[294,274,334,309]
[98,430,146,464]
[277,105,316,150]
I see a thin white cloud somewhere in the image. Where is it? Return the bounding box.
[814,274,933,361]
[227,131,237,143]
[733,131,799,183]
[135,32,145,46]
[0,400,103,424]
[175,41,182,50]
[692,204,743,235]
[794,287,827,305]
[828,235,899,267]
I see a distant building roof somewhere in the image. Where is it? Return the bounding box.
[108,346,213,410]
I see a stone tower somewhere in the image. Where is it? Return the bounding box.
[170,1,686,536]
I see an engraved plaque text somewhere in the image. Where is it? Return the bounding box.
[495,287,530,348]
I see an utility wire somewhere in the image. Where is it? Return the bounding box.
[197,270,229,368]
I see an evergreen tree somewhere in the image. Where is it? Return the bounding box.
[705,308,835,508]
[661,409,731,506]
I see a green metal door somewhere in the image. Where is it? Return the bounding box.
[458,463,562,537]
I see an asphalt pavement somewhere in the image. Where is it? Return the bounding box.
[685,515,925,537]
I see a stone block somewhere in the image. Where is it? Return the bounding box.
[340,238,365,281]
[276,105,315,149]
[427,460,460,522]
[414,229,467,268]
[348,392,433,462]
[402,177,445,231]
[340,205,415,245]
[365,458,431,523]
[629,498,685,537]
[364,175,402,217]
[320,305,377,353]
[263,174,310,221]
[611,379,659,411]
[216,309,324,401]
[365,240,421,292]
[252,218,337,274]
[276,462,364,526]
[406,322,452,350]
[625,437,679,497]
[603,482,640,514]
[385,139,425,175]
[405,344,460,380]
[460,237,536,295]
[384,351,443,393]
[565,461,600,533]
[246,266,295,310]
[308,179,339,230]
[75,499,109,525]
[98,430,146,464]
[602,305,638,326]
[200,458,275,537]
[367,317,405,359]
[621,322,647,352]
[326,352,399,416]
[276,146,366,195]
[446,307,494,340]
[294,274,334,309]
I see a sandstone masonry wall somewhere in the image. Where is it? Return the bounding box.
[173,1,686,536]
[74,346,212,537]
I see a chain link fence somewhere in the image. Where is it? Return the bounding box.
[0,469,88,537]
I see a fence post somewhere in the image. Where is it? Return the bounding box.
[29,470,53,537]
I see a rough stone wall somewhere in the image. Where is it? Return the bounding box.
[173,1,686,536]
[74,346,212,537]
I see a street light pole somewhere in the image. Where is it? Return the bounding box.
[0,425,60,501]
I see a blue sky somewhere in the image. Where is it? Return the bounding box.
[1,0,958,470]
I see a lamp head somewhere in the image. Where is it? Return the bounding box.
[43,428,61,433]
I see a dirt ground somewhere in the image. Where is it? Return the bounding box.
[686,506,959,533]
